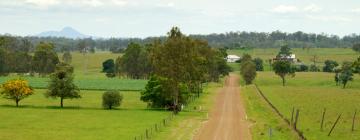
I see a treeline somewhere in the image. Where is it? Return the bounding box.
[1,31,360,53]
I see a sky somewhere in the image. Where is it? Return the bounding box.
[0,0,360,38]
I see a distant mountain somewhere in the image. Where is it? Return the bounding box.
[37,27,89,39]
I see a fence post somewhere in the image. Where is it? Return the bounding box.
[328,114,342,136]
[294,109,300,130]
[321,108,326,131]
[291,107,295,125]
[353,110,357,132]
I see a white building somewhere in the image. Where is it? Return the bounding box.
[226,55,241,63]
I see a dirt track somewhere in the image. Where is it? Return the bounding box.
[193,74,252,140]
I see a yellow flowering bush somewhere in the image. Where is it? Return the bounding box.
[1,79,33,107]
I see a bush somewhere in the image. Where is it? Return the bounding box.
[323,60,339,72]
[102,90,123,109]
[294,64,308,72]
[309,64,320,72]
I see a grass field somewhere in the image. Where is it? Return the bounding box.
[228,48,359,71]
[254,72,360,140]
[241,84,299,140]
[0,90,171,140]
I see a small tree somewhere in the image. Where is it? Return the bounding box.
[240,61,257,84]
[334,66,342,86]
[62,51,72,64]
[241,54,252,63]
[253,58,264,71]
[272,60,295,86]
[46,63,80,108]
[1,79,33,107]
[352,43,360,53]
[339,62,354,88]
[102,59,115,73]
[277,45,292,57]
[102,90,123,109]
[323,60,339,72]
[353,56,360,74]
[309,64,320,72]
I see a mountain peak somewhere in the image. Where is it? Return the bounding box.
[37,27,89,39]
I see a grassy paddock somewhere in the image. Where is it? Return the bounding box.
[0,90,170,140]
[255,72,360,140]
[228,48,359,71]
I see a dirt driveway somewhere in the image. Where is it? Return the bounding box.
[193,74,252,140]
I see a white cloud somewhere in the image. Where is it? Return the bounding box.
[271,5,298,13]
[81,0,103,7]
[350,8,360,13]
[25,0,60,8]
[112,0,128,7]
[157,2,175,8]
[306,15,352,22]
[304,4,322,12]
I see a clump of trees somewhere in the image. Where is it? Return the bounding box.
[140,27,230,113]
[102,59,115,77]
[323,60,339,72]
[240,54,257,84]
[0,79,33,107]
[32,42,60,76]
[102,90,123,109]
[46,63,80,108]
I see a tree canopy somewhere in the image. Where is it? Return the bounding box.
[272,60,295,86]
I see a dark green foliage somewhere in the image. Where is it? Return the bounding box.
[253,58,264,71]
[272,60,295,86]
[140,75,173,108]
[241,54,252,63]
[0,48,9,75]
[309,64,320,72]
[32,42,59,76]
[102,90,123,109]
[46,63,80,108]
[339,62,354,88]
[352,44,360,53]
[294,64,309,72]
[102,59,115,73]
[116,42,151,79]
[219,48,228,58]
[323,60,339,72]
[353,56,360,74]
[277,45,292,57]
[240,60,257,85]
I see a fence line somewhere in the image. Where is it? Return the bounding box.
[254,84,306,140]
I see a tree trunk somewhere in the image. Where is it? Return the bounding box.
[282,76,286,86]
[60,97,64,108]
[16,99,19,107]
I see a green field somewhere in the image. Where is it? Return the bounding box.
[0,90,170,140]
[253,72,360,140]
[227,48,359,71]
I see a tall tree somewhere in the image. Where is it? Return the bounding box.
[277,45,292,57]
[46,63,80,108]
[353,56,360,74]
[32,42,59,76]
[272,60,295,86]
[240,60,257,85]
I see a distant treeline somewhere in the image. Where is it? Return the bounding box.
[1,31,360,53]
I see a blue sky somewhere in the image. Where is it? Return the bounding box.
[0,0,360,38]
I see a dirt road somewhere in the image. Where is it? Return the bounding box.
[193,74,252,140]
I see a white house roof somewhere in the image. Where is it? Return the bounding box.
[227,55,241,59]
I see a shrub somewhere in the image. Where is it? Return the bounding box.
[323,60,339,72]
[309,64,320,72]
[102,90,123,109]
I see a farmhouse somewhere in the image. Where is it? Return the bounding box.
[273,54,298,63]
[226,55,241,63]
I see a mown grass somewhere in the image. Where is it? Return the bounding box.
[255,72,360,140]
[240,84,299,140]
[0,89,170,140]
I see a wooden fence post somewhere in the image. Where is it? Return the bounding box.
[294,109,300,130]
[321,108,326,131]
[352,110,357,132]
[291,107,295,125]
[328,114,342,136]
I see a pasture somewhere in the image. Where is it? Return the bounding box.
[251,72,360,140]
[228,48,358,71]
[0,90,170,140]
